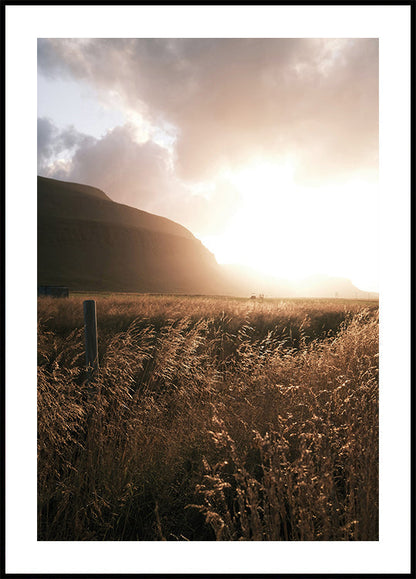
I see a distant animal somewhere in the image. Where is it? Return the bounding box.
[250,294,264,301]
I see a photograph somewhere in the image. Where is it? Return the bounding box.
[37,36,380,543]
[4,4,411,576]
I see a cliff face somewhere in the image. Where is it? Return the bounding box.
[38,176,225,293]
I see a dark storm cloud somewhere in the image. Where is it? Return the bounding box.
[37,117,94,175]
[38,38,379,184]
[37,117,56,164]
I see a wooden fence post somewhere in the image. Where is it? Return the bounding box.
[83,300,99,372]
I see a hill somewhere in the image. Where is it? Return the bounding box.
[38,176,226,294]
[292,274,378,300]
[221,265,377,300]
[38,176,196,240]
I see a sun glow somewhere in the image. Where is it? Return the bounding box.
[201,160,379,292]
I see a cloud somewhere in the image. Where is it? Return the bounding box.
[69,124,173,207]
[38,117,57,166]
[38,38,379,184]
[38,117,94,176]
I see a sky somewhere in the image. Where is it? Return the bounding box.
[37,38,379,292]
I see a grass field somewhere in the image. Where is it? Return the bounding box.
[38,294,379,541]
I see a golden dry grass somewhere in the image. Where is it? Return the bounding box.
[38,295,378,540]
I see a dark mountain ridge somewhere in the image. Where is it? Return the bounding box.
[38,176,225,293]
[38,176,195,240]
